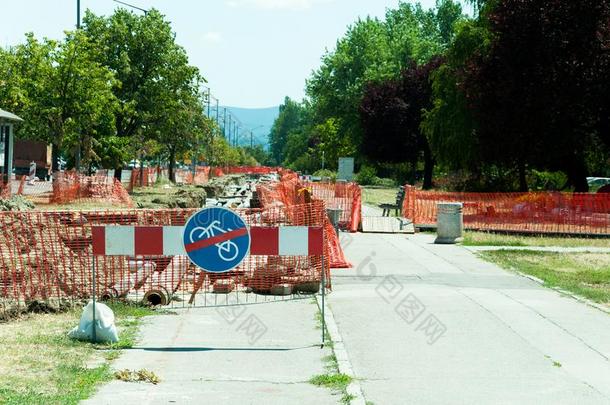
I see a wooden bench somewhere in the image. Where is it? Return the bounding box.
[379,186,405,217]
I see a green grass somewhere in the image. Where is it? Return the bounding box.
[310,370,354,404]
[463,231,610,248]
[0,301,157,404]
[309,373,353,390]
[480,251,610,304]
[310,346,353,403]
[361,186,400,211]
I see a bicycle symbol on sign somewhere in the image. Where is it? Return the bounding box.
[189,220,239,262]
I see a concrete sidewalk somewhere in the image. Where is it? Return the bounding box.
[84,299,336,405]
[329,232,610,404]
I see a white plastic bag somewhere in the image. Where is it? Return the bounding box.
[68,301,119,343]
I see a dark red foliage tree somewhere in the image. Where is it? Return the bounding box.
[465,0,610,191]
[360,57,443,189]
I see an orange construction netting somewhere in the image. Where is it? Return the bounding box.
[256,172,353,268]
[176,167,211,186]
[0,203,329,316]
[129,167,161,190]
[305,182,362,232]
[402,185,610,235]
[51,172,133,206]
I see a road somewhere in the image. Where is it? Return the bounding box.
[329,232,610,404]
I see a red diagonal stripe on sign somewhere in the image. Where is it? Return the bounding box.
[184,227,248,253]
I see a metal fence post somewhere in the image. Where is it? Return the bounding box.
[92,255,97,343]
[321,248,326,348]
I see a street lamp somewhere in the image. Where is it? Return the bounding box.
[113,0,149,14]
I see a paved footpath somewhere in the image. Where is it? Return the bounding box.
[330,232,610,405]
[84,299,336,405]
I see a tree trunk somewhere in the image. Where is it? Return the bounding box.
[567,159,589,192]
[139,154,144,187]
[422,142,434,190]
[518,161,528,192]
[410,158,417,185]
[52,144,60,173]
[573,176,589,193]
[168,149,176,183]
[114,167,122,181]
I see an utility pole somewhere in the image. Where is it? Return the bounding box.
[207,88,211,117]
[250,131,253,149]
[223,108,227,138]
[77,0,81,28]
[236,126,239,147]
[228,115,232,144]
[216,99,219,125]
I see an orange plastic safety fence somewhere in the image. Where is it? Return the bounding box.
[0,203,329,315]
[402,185,610,235]
[177,167,211,185]
[51,172,133,207]
[129,167,159,190]
[305,182,362,232]
[255,174,353,268]
[211,167,225,177]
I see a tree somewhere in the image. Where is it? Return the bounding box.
[360,58,443,189]
[156,91,210,183]
[242,145,272,166]
[83,8,206,176]
[0,32,118,171]
[464,0,610,191]
[304,0,464,164]
[268,97,307,164]
[422,20,489,172]
[0,34,55,143]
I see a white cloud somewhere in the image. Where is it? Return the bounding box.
[201,32,223,44]
[226,0,332,11]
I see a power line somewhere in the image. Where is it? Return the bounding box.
[200,85,268,148]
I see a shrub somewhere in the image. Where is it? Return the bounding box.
[355,166,377,185]
[313,169,337,182]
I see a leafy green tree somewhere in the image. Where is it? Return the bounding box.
[360,58,443,189]
[83,8,208,177]
[465,0,610,191]
[299,0,463,172]
[268,97,307,164]
[422,20,489,172]
[0,34,55,143]
[306,17,392,155]
[242,145,272,166]
[53,31,118,172]
[311,118,354,171]
[0,32,118,171]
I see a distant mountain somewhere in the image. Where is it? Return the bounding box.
[220,106,279,149]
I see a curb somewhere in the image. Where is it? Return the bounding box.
[465,245,610,253]
[316,295,367,405]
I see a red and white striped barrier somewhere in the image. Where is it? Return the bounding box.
[91,225,324,257]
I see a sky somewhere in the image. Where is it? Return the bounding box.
[2,0,451,108]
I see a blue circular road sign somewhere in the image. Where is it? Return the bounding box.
[183,207,250,273]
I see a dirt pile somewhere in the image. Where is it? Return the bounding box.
[134,184,206,209]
